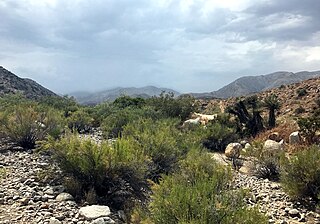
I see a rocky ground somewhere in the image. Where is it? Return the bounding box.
[212,152,320,223]
[0,148,123,224]
[1,146,320,223]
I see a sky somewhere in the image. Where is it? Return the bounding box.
[0,0,320,94]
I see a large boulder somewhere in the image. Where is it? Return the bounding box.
[289,131,301,144]
[263,139,284,154]
[79,205,111,220]
[225,143,242,159]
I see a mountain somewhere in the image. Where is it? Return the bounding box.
[192,70,320,99]
[71,86,180,105]
[0,66,57,99]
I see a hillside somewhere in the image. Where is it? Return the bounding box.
[201,77,320,122]
[71,86,180,105]
[0,66,57,99]
[192,70,320,99]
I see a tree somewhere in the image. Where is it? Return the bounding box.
[226,95,264,137]
[264,94,280,128]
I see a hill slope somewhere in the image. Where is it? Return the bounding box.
[0,66,57,99]
[192,70,320,99]
[71,86,180,105]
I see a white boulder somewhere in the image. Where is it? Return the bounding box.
[79,205,111,220]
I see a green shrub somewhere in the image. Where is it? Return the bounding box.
[40,134,149,210]
[202,117,238,152]
[123,118,196,182]
[146,92,195,120]
[113,96,146,109]
[297,88,307,97]
[102,107,160,138]
[67,108,93,133]
[0,105,64,149]
[298,115,320,144]
[135,149,267,224]
[294,106,305,114]
[281,145,320,201]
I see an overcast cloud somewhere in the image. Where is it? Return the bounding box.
[0,0,319,94]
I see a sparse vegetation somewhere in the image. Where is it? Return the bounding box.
[281,145,320,201]
[132,149,268,224]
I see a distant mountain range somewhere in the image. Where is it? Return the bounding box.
[1,65,319,103]
[70,86,180,105]
[0,66,57,99]
[190,71,320,99]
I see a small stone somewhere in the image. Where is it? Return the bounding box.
[288,209,300,217]
[44,187,55,195]
[92,217,115,224]
[49,217,62,224]
[20,197,29,206]
[56,193,74,202]
[79,205,111,220]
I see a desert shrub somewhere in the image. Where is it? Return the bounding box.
[39,95,79,118]
[123,118,196,182]
[0,105,64,149]
[243,141,282,181]
[146,92,195,120]
[40,134,149,210]
[281,145,320,202]
[67,108,93,133]
[202,115,238,152]
[134,149,267,224]
[102,107,160,138]
[88,102,114,127]
[294,106,305,114]
[113,96,146,109]
[298,115,320,144]
[297,88,307,97]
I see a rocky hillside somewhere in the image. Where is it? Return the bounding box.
[71,86,180,105]
[192,70,320,99]
[200,77,320,121]
[0,66,57,99]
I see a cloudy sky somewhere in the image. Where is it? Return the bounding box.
[0,0,319,94]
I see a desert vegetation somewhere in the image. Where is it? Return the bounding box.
[0,80,320,223]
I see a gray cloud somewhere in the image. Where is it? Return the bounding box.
[0,0,319,94]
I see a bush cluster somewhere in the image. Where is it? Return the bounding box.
[133,149,268,224]
[281,145,320,202]
[41,134,148,209]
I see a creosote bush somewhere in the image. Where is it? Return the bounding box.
[0,105,64,149]
[281,145,320,202]
[132,149,267,224]
[123,118,197,182]
[40,134,149,210]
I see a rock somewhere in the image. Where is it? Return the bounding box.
[20,197,29,206]
[289,131,301,145]
[263,140,284,154]
[79,205,111,220]
[49,217,62,224]
[288,209,300,217]
[269,132,281,142]
[225,143,242,159]
[92,217,115,224]
[55,193,74,202]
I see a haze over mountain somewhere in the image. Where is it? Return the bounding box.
[70,86,180,105]
[0,66,57,99]
[191,70,320,99]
